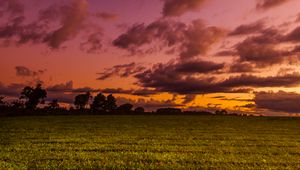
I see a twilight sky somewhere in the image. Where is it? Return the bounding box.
[1,0,300,116]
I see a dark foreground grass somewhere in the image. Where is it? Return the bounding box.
[0,115,300,169]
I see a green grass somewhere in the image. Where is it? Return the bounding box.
[0,115,300,169]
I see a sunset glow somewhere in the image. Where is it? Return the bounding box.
[1,0,300,115]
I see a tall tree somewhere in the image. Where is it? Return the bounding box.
[74,92,91,110]
[104,94,117,112]
[91,92,106,112]
[20,84,47,109]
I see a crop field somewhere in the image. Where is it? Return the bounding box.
[0,115,300,169]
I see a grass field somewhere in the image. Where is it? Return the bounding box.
[0,115,300,169]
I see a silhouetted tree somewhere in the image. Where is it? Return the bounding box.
[0,96,6,111]
[48,99,60,110]
[20,84,47,109]
[134,107,145,113]
[11,99,25,109]
[91,92,106,112]
[74,92,91,110]
[117,103,133,113]
[0,96,5,106]
[69,106,75,112]
[104,94,117,112]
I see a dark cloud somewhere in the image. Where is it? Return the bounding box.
[113,19,185,55]
[211,96,226,99]
[174,59,225,73]
[256,0,291,10]
[135,62,300,94]
[0,16,40,46]
[113,19,225,59]
[0,82,24,97]
[101,88,157,96]
[240,103,256,109]
[241,28,283,45]
[229,20,265,36]
[80,31,103,53]
[0,0,105,52]
[255,90,300,113]
[47,81,97,93]
[97,62,146,80]
[117,97,183,111]
[101,88,132,95]
[228,26,300,68]
[42,0,89,49]
[0,0,24,17]
[94,12,118,21]
[236,41,284,67]
[229,62,255,73]
[284,26,300,42]
[47,81,74,93]
[130,59,225,93]
[215,50,237,57]
[220,98,254,102]
[182,94,197,104]
[162,0,206,17]
[234,32,291,67]
[135,66,224,94]
[220,73,300,88]
[15,66,46,77]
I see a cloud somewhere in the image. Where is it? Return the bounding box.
[229,62,255,73]
[47,81,74,92]
[47,81,97,93]
[228,25,300,68]
[215,50,237,57]
[162,0,206,17]
[97,62,146,80]
[0,0,24,17]
[232,27,298,67]
[220,97,254,102]
[117,97,183,111]
[284,26,300,42]
[182,94,197,104]
[15,66,46,77]
[167,59,225,74]
[229,20,265,36]
[236,40,285,67]
[94,12,118,21]
[43,0,89,49]
[113,18,225,59]
[256,0,291,10]
[0,0,105,52]
[220,73,300,88]
[255,90,300,113]
[296,13,300,22]
[0,82,24,97]
[135,61,300,94]
[101,88,157,96]
[80,31,103,53]
[240,103,256,108]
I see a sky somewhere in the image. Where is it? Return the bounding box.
[1,0,300,116]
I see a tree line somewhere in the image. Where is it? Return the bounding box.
[0,84,147,115]
[0,84,250,116]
